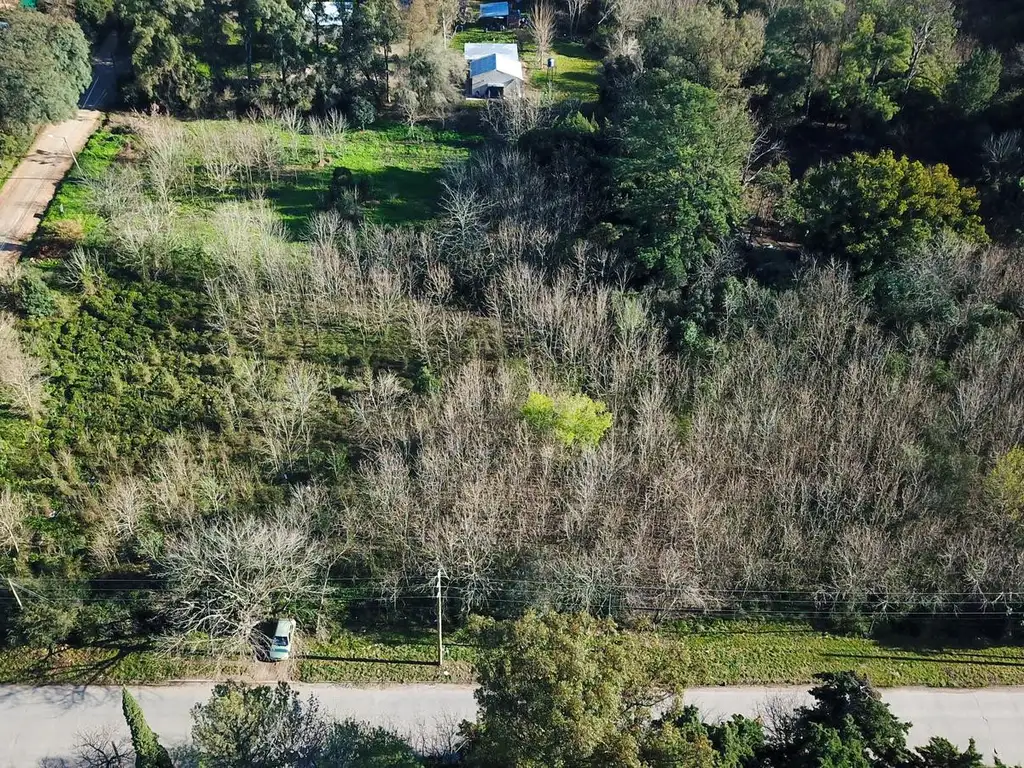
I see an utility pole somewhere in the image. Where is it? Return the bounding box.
[436,569,444,666]
[45,134,83,176]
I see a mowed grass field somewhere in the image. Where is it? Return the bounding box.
[268,124,479,231]
[37,121,479,242]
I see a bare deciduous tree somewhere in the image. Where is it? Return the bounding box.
[162,514,323,656]
[0,312,46,419]
[531,1,556,64]
[0,488,27,555]
[68,727,134,768]
[565,0,590,36]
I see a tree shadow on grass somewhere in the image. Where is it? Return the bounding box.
[557,71,600,86]
[299,654,438,667]
[0,640,154,689]
[267,165,445,236]
[867,616,1024,654]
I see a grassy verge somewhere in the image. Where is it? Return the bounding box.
[38,128,127,245]
[6,619,1024,688]
[298,627,476,684]
[669,620,1024,688]
[0,131,36,188]
[0,646,244,685]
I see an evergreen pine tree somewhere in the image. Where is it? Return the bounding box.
[121,688,173,768]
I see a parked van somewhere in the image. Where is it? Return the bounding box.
[269,618,296,661]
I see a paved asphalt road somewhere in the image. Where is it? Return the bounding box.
[3,683,1024,766]
[0,33,118,266]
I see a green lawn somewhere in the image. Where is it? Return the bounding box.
[530,41,601,101]
[267,124,479,231]
[452,30,602,102]
[10,618,1024,688]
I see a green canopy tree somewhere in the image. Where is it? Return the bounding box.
[611,73,749,287]
[795,150,987,274]
[122,688,173,768]
[763,0,845,115]
[117,0,210,112]
[986,447,1024,521]
[786,672,913,767]
[830,5,912,122]
[0,9,91,132]
[314,720,422,767]
[641,706,763,768]
[468,611,667,768]
[521,391,613,448]
[946,47,1002,116]
[191,682,329,768]
[636,8,766,94]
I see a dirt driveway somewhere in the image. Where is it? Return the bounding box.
[0,110,103,266]
[0,33,119,271]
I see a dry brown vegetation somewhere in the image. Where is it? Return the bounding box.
[3,110,1024,658]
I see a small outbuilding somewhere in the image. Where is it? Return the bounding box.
[469,52,524,98]
[478,1,510,19]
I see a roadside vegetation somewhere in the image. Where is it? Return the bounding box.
[0,8,92,177]
[91,614,1020,768]
[2,0,1024,700]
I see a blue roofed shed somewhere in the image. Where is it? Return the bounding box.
[479,1,509,19]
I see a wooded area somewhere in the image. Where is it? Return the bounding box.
[0,0,1023,666]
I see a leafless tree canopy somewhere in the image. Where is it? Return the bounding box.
[162,512,324,654]
[532,1,556,64]
[26,113,1024,639]
[0,311,46,419]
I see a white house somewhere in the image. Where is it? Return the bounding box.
[464,43,524,98]
[469,53,524,98]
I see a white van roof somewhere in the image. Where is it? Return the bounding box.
[274,618,294,635]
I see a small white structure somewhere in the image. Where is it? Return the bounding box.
[469,53,524,98]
